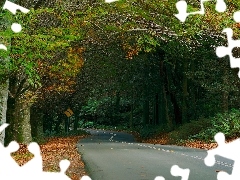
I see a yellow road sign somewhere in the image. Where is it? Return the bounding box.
[64,108,74,117]
[67,108,73,115]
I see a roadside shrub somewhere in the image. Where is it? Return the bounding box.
[138,124,171,139]
[190,109,240,141]
[168,118,211,143]
[81,121,94,128]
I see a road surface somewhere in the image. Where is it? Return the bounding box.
[77,129,233,180]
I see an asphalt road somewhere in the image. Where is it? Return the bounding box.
[77,129,234,180]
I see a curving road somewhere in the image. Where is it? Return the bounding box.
[77,129,233,180]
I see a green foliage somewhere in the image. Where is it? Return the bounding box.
[81,98,101,117]
[166,109,240,144]
[79,121,95,129]
[190,109,240,141]
[137,34,160,52]
[3,0,240,143]
[79,97,115,123]
[3,5,86,93]
[137,125,171,139]
[168,118,211,143]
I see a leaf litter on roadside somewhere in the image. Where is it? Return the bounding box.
[11,135,89,180]
[140,133,239,150]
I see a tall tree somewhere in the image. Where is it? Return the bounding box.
[4,1,85,144]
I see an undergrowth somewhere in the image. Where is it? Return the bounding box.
[189,109,240,141]
[141,109,240,145]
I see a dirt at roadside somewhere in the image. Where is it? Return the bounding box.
[138,133,238,150]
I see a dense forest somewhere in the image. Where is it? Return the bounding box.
[1,0,240,145]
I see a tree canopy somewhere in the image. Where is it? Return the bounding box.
[1,0,240,144]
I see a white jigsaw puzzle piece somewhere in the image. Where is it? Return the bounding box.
[154,165,190,180]
[81,175,92,180]
[216,27,240,78]
[0,141,20,177]
[171,165,190,180]
[0,44,7,51]
[21,142,43,174]
[0,123,9,133]
[3,0,29,14]
[204,132,240,180]
[154,176,166,180]
[0,124,83,179]
[175,0,227,22]
[233,11,240,22]
[105,0,118,3]
[1,1,30,51]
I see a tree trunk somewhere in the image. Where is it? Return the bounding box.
[169,92,182,125]
[159,60,171,127]
[64,117,69,133]
[159,90,165,125]
[154,93,159,125]
[190,58,197,120]
[54,114,62,133]
[0,79,9,144]
[143,99,149,125]
[114,91,120,124]
[74,115,78,131]
[130,103,133,128]
[1,0,29,145]
[182,59,188,124]
[0,0,16,145]
[30,106,44,143]
[143,54,150,125]
[12,93,32,144]
[5,75,18,145]
[153,100,156,125]
[5,72,34,145]
[43,112,53,134]
[162,84,171,127]
[164,64,182,125]
[19,96,32,144]
[5,95,15,146]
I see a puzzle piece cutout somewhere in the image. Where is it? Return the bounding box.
[0,123,92,180]
[81,176,92,180]
[204,132,240,180]
[105,0,119,3]
[154,165,190,180]
[0,0,30,51]
[20,142,43,174]
[233,11,240,23]
[0,123,9,133]
[0,140,20,175]
[175,0,227,22]
[215,25,240,78]
[3,0,29,14]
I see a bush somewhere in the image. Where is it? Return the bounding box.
[190,109,240,141]
[81,121,94,128]
[168,118,211,143]
[137,124,171,139]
